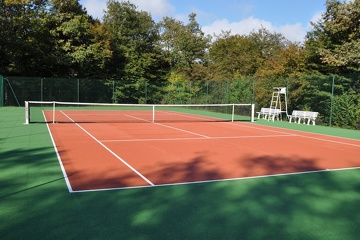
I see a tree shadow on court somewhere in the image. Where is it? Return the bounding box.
[2,107,360,239]
[61,155,360,240]
[0,147,66,198]
[148,155,224,184]
[237,154,324,177]
[2,148,360,240]
[92,154,360,240]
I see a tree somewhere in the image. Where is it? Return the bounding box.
[306,0,360,73]
[158,13,211,80]
[245,28,294,109]
[302,0,360,129]
[0,0,53,76]
[0,0,111,77]
[49,0,111,78]
[248,27,289,70]
[209,32,259,79]
[103,0,168,103]
[256,43,306,79]
[332,93,360,129]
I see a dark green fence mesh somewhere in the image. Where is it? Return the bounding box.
[0,75,3,107]
[1,75,359,129]
[2,77,254,106]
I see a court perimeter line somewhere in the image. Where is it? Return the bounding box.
[225,121,301,136]
[43,112,73,192]
[100,134,296,143]
[71,166,360,193]
[59,110,155,187]
[231,121,360,147]
[296,134,360,147]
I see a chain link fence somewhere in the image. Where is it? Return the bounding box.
[1,75,359,129]
[0,77,254,106]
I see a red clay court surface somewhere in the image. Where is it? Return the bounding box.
[44,110,360,192]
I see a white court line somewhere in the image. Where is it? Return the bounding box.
[125,114,211,138]
[118,113,358,147]
[59,111,155,186]
[71,166,360,193]
[101,134,295,143]
[157,110,225,122]
[50,111,360,193]
[224,121,298,136]
[292,133,360,147]
[126,111,299,140]
[229,121,360,147]
[156,122,210,138]
[43,111,74,193]
[144,112,298,137]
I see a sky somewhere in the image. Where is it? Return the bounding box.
[79,0,326,42]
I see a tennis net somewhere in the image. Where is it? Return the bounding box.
[25,101,255,124]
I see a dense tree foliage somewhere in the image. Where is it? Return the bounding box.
[305,0,360,73]
[317,0,360,71]
[303,0,360,128]
[1,0,51,75]
[49,0,112,77]
[209,32,259,79]
[103,1,168,103]
[0,0,359,128]
[158,13,210,75]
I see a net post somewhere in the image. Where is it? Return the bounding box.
[25,101,29,124]
[152,105,155,123]
[251,104,255,122]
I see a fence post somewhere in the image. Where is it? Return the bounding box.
[41,78,44,101]
[0,75,3,107]
[144,81,147,104]
[112,80,115,103]
[206,81,209,104]
[329,75,335,127]
[252,78,255,104]
[77,79,80,103]
[226,80,229,104]
[189,81,192,104]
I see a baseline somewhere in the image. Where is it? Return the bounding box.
[72,166,360,193]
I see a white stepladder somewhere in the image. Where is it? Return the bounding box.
[268,87,288,121]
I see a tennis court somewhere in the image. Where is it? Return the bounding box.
[35,103,360,192]
[2,106,360,240]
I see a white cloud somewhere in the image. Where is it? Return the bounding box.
[82,0,174,21]
[81,1,316,43]
[308,11,323,30]
[130,0,174,19]
[276,23,307,42]
[202,17,308,42]
[203,17,269,36]
[82,0,107,20]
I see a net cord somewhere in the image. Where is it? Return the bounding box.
[25,101,255,124]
